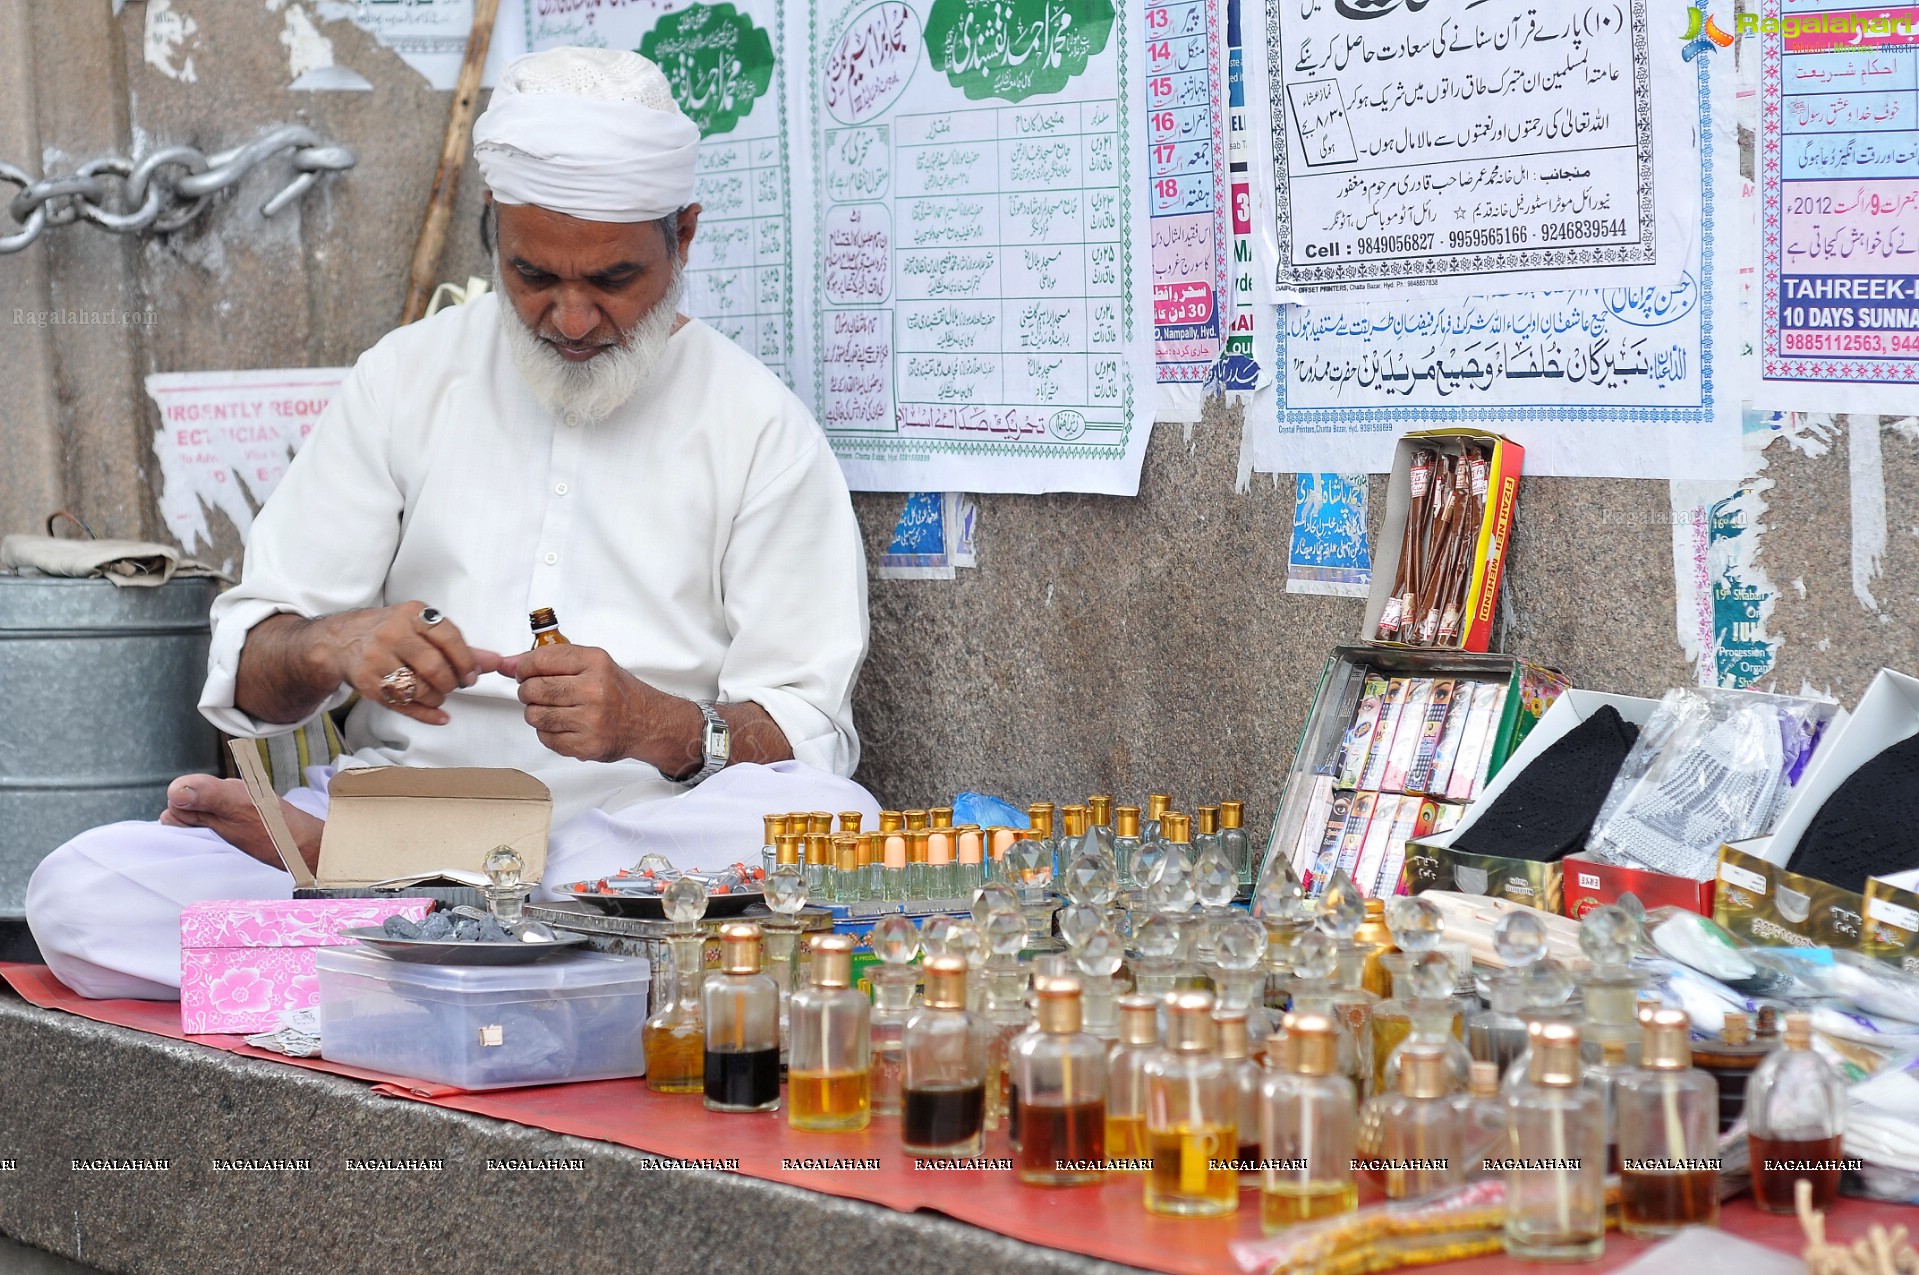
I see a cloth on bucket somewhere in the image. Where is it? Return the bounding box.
[1450,706,1639,862]
[1786,731,1919,891]
[1,534,224,587]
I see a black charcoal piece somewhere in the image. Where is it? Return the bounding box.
[421,912,454,940]
[1786,731,1919,891]
[381,915,423,940]
[1451,705,1640,863]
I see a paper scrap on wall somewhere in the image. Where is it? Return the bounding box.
[878,491,981,579]
[1670,410,1789,690]
[1286,473,1371,597]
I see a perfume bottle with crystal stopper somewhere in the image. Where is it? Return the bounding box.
[977,897,1031,1134]
[1255,857,1312,1013]
[1502,1021,1606,1262]
[1075,927,1125,1042]
[1219,800,1252,892]
[1373,899,1470,1097]
[1131,912,1182,1003]
[1259,1011,1358,1230]
[1113,804,1144,893]
[789,933,871,1132]
[1014,975,1108,1186]
[1193,831,1241,972]
[1577,905,1647,1066]
[1616,1008,1719,1236]
[1211,914,1272,1046]
[1379,1042,1467,1200]
[1216,1009,1263,1188]
[1151,812,1202,980]
[481,846,532,927]
[1285,929,1361,1090]
[902,956,990,1159]
[1024,801,1057,875]
[643,875,709,1095]
[1499,959,1578,1102]
[1747,1011,1846,1214]
[762,848,809,1061]
[1144,991,1238,1217]
[1107,993,1160,1169]
[1317,870,1379,1098]
[867,914,919,1118]
[1581,1036,1632,1174]
[1007,834,1060,956]
[703,922,780,1112]
[1061,845,1118,933]
[1468,910,1548,1076]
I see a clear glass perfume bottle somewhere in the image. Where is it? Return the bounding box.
[803,831,831,900]
[1113,804,1144,893]
[644,876,709,1095]
[789,933,871,1132]
[1144,991,1238,1217]
[1086,794,1118,862]
[1075,927,1125,1041]
[1194,834,1241,967]
[1015,976,1108,1186]
[1025,801,1057,876]
[762,842,809,1061]
[1616,1008,1720,1236]
[861,832,884,900]
[904,828,929,900]
[927,823,957,899]
[1498,959,1578,1103]
[1317,870,1379,1098]
[1057,803,1092,878]
[1142,792,1172,848]
[703,922,781,1113]
[1577,905,1647,1066]
[1374,918,1471,1097]
[1457,1059,1506,1178]
[1580,1036,1630,1174]
[1468,910,1548,1076]
[903,955,989,1159]
[1260,1011,1358,1230]
[1219,800,1252,892]
[1132,912,1183,1002]
[1107,993,1160,1169]
[955,824,985,898]
[1211,914,1272,1047]
[867,914,919,1118]
[832,833,862,903]
[1254,856,1311,1010]
[1747,1011,1846,1214]
[759,814,786,879]
[1216,1009,1263,1187]
[1378,1042,1467,1200]
[1194,804,1222,866]
[1285,929,1362,1090]
[881,821,908,901]
[1503,1021,1605,1263]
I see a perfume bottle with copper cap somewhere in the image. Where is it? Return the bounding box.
[926,821,958,899]
[1219,800,1251,891]
[1144,991,1238,1217]
[1503,1021,1606,1263]
[1616,1008,1720,1236]
[643,876,709,1095]
[1378,1042,1466,1199]
[1014,976,1107,1186]
[902,955,989,1159]
[1259,1012,1358,1230]
[1747,1011,1846,1214]
[1106,994,1160,1168]
[789,933,871,1132]
[703,922,780,1113]
[1216,1008,1263,1187]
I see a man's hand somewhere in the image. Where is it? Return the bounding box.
[234,604,503,727]
[500,644,702,770]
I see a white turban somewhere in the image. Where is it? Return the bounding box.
[473,47,700,223]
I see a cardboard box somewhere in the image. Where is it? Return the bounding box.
[230,741,551,900]
[1261,645,1569,896]
[1862,871,1919,975]
[180,896,433,1034]
[1563,852,1714,919]
[1364,429,1524,654]
[1713,842,1858,949]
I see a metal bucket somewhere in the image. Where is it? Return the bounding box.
[0,575,220,918]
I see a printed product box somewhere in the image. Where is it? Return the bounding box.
[1562,851,1715,920]
[1713,843,1859,950]
[180,896,433,1034]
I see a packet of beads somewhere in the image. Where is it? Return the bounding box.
[555,854,766,917]
[1228,1180,1508,1275]
[1583,689,1836,882]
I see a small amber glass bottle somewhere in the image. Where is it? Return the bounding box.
[529,607,568,646]
[789,934,872,1132]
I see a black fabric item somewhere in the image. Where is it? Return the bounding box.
[1785,730,1919,891]
[1451,705,1639,862]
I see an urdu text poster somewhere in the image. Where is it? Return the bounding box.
[799,0,1158,493]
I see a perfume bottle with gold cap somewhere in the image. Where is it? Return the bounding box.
[1024,803,1057,882]
[1616,1008,1719,1236]
[760,814,786,878]
[1747,1010,1846,1214]
[868,915,920,1118]
[927,822,958,899]
[930,805,954,830]
[1086,794,1118,861]
[803,832,831,899]
[1195,804,1222,867]
[1219,800,1251,891]
[879,812,908,900]
[1355,898,1398,1000]
[1112,805,1144,892]
[703,922,780,1112]
[1107,994,1160,1168]
[904,828,930,900]
[1144,991,1238,1217]
[1142,793,1173,847]
[858,833,882,900]
[1259,1012,1358,1230]
[1057,804,1092,878]
[789,933,871,1132]
[807,810,834,838]
[1216,1009,1263,1187]
[643,877,709,1094]
[903,956,989,1158]
[1457,1060,1507,1178]
[838,810,863,835]
[904,808,929,831]
[1503,1021,1606,1263]
[1014,976,1108,1186]
[1378,1041,1467,1199]
[955,824,985,897]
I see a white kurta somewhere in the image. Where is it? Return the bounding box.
[202,295,870,825]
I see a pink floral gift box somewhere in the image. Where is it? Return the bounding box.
[179,898,434,1035]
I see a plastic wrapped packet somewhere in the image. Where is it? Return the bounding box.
[1650,910,1757,982]
[1771,947,1919,1024]
[1229,1180,1508,1275]
[1585,689,1834,881]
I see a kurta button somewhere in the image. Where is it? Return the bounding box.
[543,552,558,565]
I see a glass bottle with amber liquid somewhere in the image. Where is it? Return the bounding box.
[1014,976,1107,1186]
[529,607,568,645]
[1615,1008,1719,1236]
[702,922,781,1113]
[789,933,871,1132]
[1260,1012,1358,1230]
[1217,1009,1263,1188]
[1106,994,1160,1168]
[643,877,708,1094]
[1747,1011,1847,1214]
[1503,1021,1606,1263]
[902,955,989,1158]
[1144,991,1238,1217]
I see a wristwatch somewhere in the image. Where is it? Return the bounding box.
[687,699,731,785]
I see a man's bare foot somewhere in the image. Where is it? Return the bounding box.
[160,775,325,873]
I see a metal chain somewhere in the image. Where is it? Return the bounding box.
[0,124,355,255]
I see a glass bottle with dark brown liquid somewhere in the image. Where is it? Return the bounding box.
[529,607,568,646]
[702,922,780,1113]
[1012,976,1107,1186]
[1615,1008,1720,1235]
[902,956,989,1158]
[1747,1011,1848,1213]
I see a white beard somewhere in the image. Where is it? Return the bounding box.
[496,266,683,422]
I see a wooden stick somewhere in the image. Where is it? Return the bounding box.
[400,0,502,325]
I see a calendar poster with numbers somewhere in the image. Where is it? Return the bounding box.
[796,0,1158,493]
[525,0,798,390]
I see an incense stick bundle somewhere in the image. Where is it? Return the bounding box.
[1376,450,1436,639]
[1377,441,1494,648]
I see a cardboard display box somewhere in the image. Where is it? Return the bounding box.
[1715,669,1919,964]
[1364,429,1524,654]
[231,740,551,901]
[1562,851,1715,920]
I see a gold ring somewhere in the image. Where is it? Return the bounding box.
[378,665,420,706]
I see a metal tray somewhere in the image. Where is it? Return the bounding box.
[552,880,766,919]
[339,926,590,966]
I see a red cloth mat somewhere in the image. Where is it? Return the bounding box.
[5,961,1910,1274]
